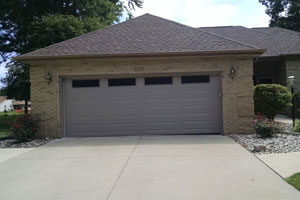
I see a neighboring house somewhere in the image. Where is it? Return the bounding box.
[12,100,31,111]
[0,96,13,112]
[15,14,265,138]
[200,26,300,90]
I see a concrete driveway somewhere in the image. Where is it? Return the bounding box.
[0,135,299,200]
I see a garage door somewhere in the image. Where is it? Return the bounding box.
[64,75,221,137]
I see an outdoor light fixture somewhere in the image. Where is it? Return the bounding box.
[288,75,295,87]
[46,72,52,85]
[288,74,295,127]
[230,67,236,79]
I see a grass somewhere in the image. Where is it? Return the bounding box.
[0,111,23,139]
[286,173,300,191]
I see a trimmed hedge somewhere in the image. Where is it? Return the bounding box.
[254,84,292,119]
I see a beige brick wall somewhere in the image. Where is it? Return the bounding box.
[286,58,300,92]
[29,55,255,138]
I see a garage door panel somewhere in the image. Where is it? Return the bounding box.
[183,121,217,130]
[144,116,176,122]
[144,100,176,107]
[70,104,96,110]
[72,118,100,125]
[64,75,221,136]
[144,107,176,115]
[72,110,100,118]
[181,91,211,99]
[108,124,138,131]
[183,113,214,121]
[107,108,138,116]
[72,125,101,133]
[108,94,138,102]
[145,122,176,130]
[183,106,211,114]
[144,92,174,100]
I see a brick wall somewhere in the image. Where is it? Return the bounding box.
[286,58,300,92]
[29,55,255,137]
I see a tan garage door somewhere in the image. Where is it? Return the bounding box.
[63,75,222,137]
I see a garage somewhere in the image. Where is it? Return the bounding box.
[63,74,221,137]
[15,14,261,137]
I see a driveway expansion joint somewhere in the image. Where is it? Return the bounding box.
[105,135,143,200]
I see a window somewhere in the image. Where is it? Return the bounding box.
[72,80,99,88]
[145,77,172,85]
[181,75,209,83]
[257,77,273,84]
[108,78,136,86]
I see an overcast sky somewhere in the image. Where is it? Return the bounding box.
[0,0,270,86]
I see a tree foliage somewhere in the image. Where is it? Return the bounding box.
[259,0,300,31]
[27,15,106,52]
[0,0,143,61]
[1,62,30,113]
[0,87,6,96]
[0,0,143,111]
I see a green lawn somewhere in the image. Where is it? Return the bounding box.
[286,173,300,191]
[0,111,23,139]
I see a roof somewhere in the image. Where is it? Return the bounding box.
[0,96,7,104]
[200,26,300,57]
[12,100,31,106]
[16,14,263,61]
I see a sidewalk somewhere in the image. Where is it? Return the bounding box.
[258,152,300,178]
[0,148,32,164]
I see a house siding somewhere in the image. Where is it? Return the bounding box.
[286,58,300,92]
[29,55,255,138]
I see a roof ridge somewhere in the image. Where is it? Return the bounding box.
[246,27,270,36]
[198,28,258,49]
[286,39,300,54]
[256,27,283,47]
[18,14,150,58]
[200,26,243,28]
[133,14,257,49]
[275,27,300,36]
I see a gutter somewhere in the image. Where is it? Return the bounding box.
[14,49,266,63]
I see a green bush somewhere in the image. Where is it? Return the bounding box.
[12,115,41,142]
[293,119,300,133]
[252,114,279,137]
[254,84,292,119]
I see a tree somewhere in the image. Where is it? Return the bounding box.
[1,62,30,113]
[0,87,6,96]
[259,0,300,31]
[27,15,106,51]
[0,0,143,112]
[0,0,143,61]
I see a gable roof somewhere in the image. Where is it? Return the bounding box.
[0,96,7,104]
[16,14,263,61]
[200,26,300,57]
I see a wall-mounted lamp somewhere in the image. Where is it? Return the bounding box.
[46,72,52,85]
[229,67,236,79]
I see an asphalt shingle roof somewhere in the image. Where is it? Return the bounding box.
[16,14,260,60]
[201,26,300,57]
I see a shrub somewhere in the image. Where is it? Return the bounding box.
[12,115,41,142]
[293,119,300,133]
[251,114,279,138]
[254,84,292,119]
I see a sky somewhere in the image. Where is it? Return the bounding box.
[0,0,270,87]
[130,0,270,27]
